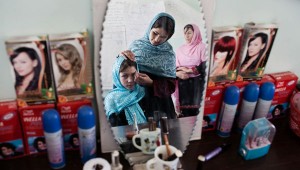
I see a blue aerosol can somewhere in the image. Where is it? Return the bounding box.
[42,109,65,169]
[253,82,275,119]
[237,83,260,131]
[77,105,97,164]
[217,85,240,137]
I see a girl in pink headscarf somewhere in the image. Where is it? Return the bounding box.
[172,24,207,117]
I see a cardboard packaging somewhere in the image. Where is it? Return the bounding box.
[19,103,55,155]
[0,101,25,159]
[238,23,278,80]
[56,99,92,150]
[5,35,56,107]
[209,26,243,84]
[49,30,93,103]
[203,85,225,131]
[267,71,298,119]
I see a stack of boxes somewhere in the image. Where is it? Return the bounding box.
[0,30,94,160]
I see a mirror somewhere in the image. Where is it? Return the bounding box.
[94,0,208,165]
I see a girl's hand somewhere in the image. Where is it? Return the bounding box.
[121,50,135,61]
[176,71,189,80]
[135,73,153,86]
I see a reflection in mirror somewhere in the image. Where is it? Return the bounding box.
[99,0,208,165]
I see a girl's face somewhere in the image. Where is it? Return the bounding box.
[73,137,79,146]
[119,66,137,90]
[248,37,265,57]
[149,28,169,46]
[214,51,228,64]
[1,147,13,156]
[56,53,72,71]
[12,52,37,77]
[37,141,46,150]
[184,28,194,44]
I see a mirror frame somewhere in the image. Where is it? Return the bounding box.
[93,0,210,153]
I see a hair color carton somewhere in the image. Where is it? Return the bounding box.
[56,99,92,150]
[19,103,55,155]
[238,23,278,80]
[267,71,298,119]
[209,26,243,84]
[203,85,225,131]
[49,30,93,103]
[5,35,56,107]
[0,101,26,159]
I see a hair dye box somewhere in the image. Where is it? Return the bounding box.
[5,35,56,107]
[238,23,278,80]
[49,30,93,103]
[19,103,55,155]
[0,101,26,160]
[203,85,225,131]
[56,99,92,150]
[267,71,298,119]
[209,26,243,84]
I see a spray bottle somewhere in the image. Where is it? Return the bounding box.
[253,82,275,119]
[217,85,240,137]
[42,109,65,169]
[78,105,96,164]
[237,83,260,131]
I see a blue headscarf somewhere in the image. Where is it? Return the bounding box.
[104,56,147,125]
[129,12,176,78]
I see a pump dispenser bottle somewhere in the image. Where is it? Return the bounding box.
[42,109,65,169]
[253,82,275,119]
[77,106,96,164]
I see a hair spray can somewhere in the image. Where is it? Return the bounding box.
[237,83,259,131]
[42,109,65,169]
[78,106,96,164]
[217,85,240,137]
[253,82,275,119]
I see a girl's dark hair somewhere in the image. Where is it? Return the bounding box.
[10,47,41,91]
[0,142,16,157]
[213,36,236,68]
[120,59,137,73]
[152,16,175,40]
[33,137,46,152]
[272,104,284,117]
[184,24,194,33]
[241,32,268,70]
[69,133,79,148]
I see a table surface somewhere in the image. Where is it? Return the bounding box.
[1,117,300,170]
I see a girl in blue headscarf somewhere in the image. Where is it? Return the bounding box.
[121,12,177,119]
[104,56,147,127]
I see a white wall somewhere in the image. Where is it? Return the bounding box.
[212,0,300,77]
[0,0,93,101]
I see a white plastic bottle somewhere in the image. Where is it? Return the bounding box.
[42,109,65,169]
[111,150,123,170]
[77,105,96,164]
[237,83,260,131]
[217,85,240,137]
[254,82,275,119]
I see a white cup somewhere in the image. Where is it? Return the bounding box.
[132,128,161,154]
[146,145,179,170]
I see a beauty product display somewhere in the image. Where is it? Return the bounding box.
[217,85,240,137]
[253,82,275,119]
[5,35,55,107]
[42,109,65,169]
[239,117,276,160]
[238,23,278,80]
[77,106,96,164]
[237,83,260,131]
[209,26,243,84]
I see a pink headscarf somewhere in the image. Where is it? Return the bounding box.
[176,24,207,68]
